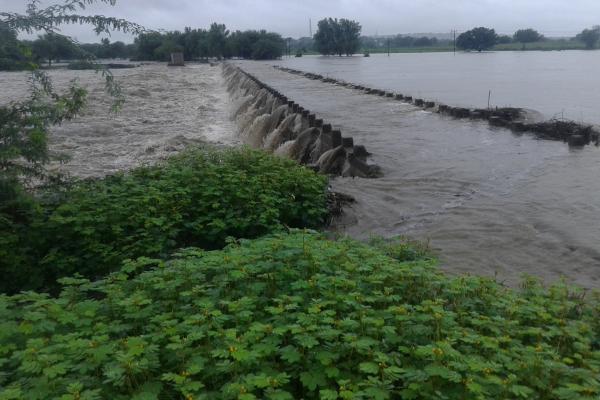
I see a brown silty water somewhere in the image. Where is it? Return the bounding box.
[0,63,238,178]
[234,61,600,289]
[3,60,599,289]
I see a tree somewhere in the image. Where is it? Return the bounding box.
[135,31,164,60]
[314,18,362,56]
[497,35,513,44]
[314,18,336,55]
[32,32,80,66]
[0,21,29,70]
[207,23,229,59]
[576,26,600,49]
[514,28,544,50]
[456,27,498,52]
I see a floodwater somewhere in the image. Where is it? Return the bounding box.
[0,63,237,178]
[273,51,600,125]
[3,57,599,288]
[236,60,600,289]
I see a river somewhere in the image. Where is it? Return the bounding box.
[0,63,237,178]
[236,56,600,289]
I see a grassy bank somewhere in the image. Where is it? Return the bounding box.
[1,147,599,399]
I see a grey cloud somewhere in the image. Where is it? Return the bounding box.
[3,0,599,42]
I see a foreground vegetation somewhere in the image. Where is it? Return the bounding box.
[0,148,328,294]
[1,232,599,399]
[2,3,600,399]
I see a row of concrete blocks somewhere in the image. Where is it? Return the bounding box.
[274,66,600,148]
[227,65,382,178]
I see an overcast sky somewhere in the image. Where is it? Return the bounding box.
[3,0,599,42]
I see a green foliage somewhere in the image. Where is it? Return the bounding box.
[576,26,600,49]
[514,29,544,50]
[0,147,328,294]
[134,26,284,61]
[368,236,431,263]
[1,232,599,399]
[229,30,285,60]
[31,32,81,66]
[314,18,362,56]
[0,21,30,71]
[457,27,498,52]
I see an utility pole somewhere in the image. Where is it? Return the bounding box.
[387,38,390,56]
[453,30,456,54]
[309,19,312,37]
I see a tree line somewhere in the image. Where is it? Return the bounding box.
[457,26,600,51]
[134,24,285,61]
[295,20,600,56]
[0,21,285,71]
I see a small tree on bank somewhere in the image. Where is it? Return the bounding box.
[314,18,362,56]
[514,28,544,50]
[576,26,600,49]
[456,27,498,52]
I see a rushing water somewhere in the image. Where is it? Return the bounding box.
[273,51,600,125]
[0,63,237,178]
[236,59,600,289]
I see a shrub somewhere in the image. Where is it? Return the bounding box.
[1,232,599,399]
[0,147,328,293]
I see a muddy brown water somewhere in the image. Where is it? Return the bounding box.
[0,63,237,178]
[273,51,600,125]
[235,60,600,289]
[2,60,599,288]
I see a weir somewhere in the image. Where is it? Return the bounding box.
[223,63,382,178]
[275,66,600,148]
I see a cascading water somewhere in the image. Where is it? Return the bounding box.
[223,63,381,178]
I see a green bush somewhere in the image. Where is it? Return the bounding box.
[1,232,598,399]
[0,147,328,293]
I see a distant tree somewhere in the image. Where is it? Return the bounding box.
[514,28,544,50]
[339,19,362,55]
[314,19,336,55]
[0,21,29,70]
[207,23,229,59]
[134,32,164,60]
[456,27,498,52]
[109,41,128,59]
[32,33,80,66]
[314,18,362,56]
[576,26,600,49]
[414,36,438,47]
[496,35,513,44]
[228,30,284,60]
[251,32,285,60]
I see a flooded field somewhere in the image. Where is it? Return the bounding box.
[236,60,600,289]
[0,63,237,178]
[274,51,600,125]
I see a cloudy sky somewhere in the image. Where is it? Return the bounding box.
[3,0,599,42]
